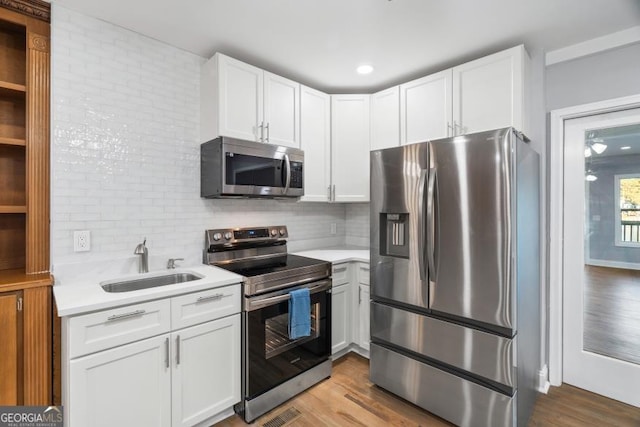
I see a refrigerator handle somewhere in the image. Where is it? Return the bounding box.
[417,169,428,281]
[427,168,437,281]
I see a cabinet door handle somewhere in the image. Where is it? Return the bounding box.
[106,309,146,322]
[176,335,181,366]
[196,293,224,303]
[359,287,362,304]
[259,121,264,142]
[332,184,336,201]
[17,297,23,312]
[327,186,331,201]
[164,337,169,369]
[266,122,270,143]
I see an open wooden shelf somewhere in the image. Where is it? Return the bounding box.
[0,268,52,292]
[0,136,25,146]
[0,80,26,95]
[0,205,26,214]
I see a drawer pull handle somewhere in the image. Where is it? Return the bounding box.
[333,267,347,273]
[106,309,146,322]
[196,293,224,303]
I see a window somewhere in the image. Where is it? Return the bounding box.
[615,174,640,247]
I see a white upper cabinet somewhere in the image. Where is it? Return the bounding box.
[400,69,453,144]
[331,94,370,203]
[398,45,529,142]
[300,85,331,202]
[264,71,300,147]
[371,86,400,150]
[452,45,528,136]
[201,53,300,148]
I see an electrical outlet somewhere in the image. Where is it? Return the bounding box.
[74,230,91,252]
[330,223,337,234]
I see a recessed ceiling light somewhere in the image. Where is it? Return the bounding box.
[357,65,374,75]
[621,146,632,150]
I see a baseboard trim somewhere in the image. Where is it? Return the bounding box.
[538,365,550,394]
[332,343,370,361]
[194,407,235,427]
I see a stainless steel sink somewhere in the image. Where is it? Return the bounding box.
[101,272,202,293]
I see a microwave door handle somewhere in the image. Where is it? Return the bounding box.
[283,154,291,195]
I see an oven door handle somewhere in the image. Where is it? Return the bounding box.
[246,280,331,311]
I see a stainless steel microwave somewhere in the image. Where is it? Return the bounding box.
[200,137,304,198]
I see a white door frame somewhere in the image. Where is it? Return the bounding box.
[549,93,640,386]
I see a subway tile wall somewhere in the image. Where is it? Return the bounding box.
[345,203,370,247]
[51,5,346,269]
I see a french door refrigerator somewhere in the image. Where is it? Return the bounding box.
[370,127,540,427]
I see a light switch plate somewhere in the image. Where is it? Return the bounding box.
[74,230,91,252]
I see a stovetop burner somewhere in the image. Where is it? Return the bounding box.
[218,254,325,277]
[204,226,331,296]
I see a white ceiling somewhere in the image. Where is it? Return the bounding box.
[49,0,640,93]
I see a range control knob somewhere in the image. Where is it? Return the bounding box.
[279,228,286,236]
[212,232,222,241]
[271,229,278,237]
[224,232,232,240]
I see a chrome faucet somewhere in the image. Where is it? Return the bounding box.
[167,258,184,269]
[134,238,149,273]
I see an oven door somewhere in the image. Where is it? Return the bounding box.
[222,140,303,197]
[244,279,331,399]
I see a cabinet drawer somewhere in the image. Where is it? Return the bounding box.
[332,263,350,286]
[358,263,370,285]
[69,299,171,358]
[171,284,241,330]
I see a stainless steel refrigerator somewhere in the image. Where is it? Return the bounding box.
[370,127,540,427]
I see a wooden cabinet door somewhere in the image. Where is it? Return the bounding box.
[452,45,526,135]
[264,71,300,148]
[331,94,370,202]
[0,291,22,405]
[331,283,351,354]
[69,334,171,427]
[171,314,240,427]
[371,86,400,150]
[400,69,453,144]
[217,54,264,142]
[300,85,331,202]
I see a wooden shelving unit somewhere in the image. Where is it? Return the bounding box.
[0,1,52,407]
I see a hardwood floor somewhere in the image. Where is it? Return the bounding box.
[213,353,640,426]
[583,265,640,365]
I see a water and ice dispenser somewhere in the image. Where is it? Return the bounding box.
[380,213,409,258]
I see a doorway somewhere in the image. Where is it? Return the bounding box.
[561,107,640,406]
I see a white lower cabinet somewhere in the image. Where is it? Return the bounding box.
[331,261,370,356]
[358,284,370,352]
[331,283,351,354]
[64,284,241,427]
[172,315,240,427]
[69,334,172,427]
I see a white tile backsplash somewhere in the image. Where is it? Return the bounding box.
[51,5,346,272]
[345,203,370,247]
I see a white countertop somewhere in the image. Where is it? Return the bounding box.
[293,245,369,263]
[53,265,243,317]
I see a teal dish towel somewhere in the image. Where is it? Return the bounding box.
[289,288,311,339]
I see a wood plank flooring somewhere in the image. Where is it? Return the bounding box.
[213,353,640,426]
[584,265,640,365]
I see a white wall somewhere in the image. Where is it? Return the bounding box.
[546,43,640,111]
[51,5,346,270]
